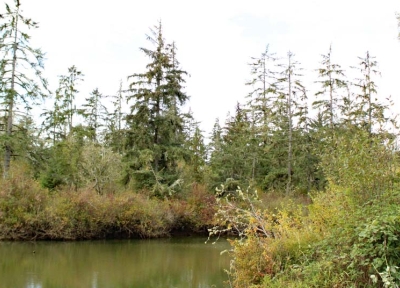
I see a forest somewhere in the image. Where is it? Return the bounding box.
[1,1,400,287]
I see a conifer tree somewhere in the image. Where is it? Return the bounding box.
[41,66,84,144]
[183,114,206,184]
[41,96,65,145]
[246,45,277,129]
[275,51,307,195]
[351,51,382,135]
[79,88,106,142]
[189,126,206,183]
[244,46,279,187]
[208,118,223,158]
[40,66,85,190]
[0,0,48,177]
[104,80,126,154]
[126,21,189,195]
[314,45,347,129]
[208,104,253,190]
[56,65,84,135]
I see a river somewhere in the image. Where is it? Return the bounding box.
[0,237,231,288]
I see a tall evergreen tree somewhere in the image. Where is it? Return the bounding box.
[183,113,206,184]
[314,45,347,129]
[208,104,254,190]
[40,66,85,190]
[0,0,48,177]
[56,65,84,135]
[125,21,189,195]
[275,51,307,195]
[41,65,84,144]
[79,88,106,142]
[207,118,222,163]
[104,80,127,154]
[351,51,382,135]
[245,46,278,187]
[246,45,277,129]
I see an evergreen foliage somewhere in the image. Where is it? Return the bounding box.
[351,51,382,135]
[208,103,254,191]
[41,65,84,144]
[183,113,207,184]
[0,0,49,177]
[0,10,399,286]
[125,21,189,196]
[104,80,126,154]
[313,45,347,129]
[78,88,106,142]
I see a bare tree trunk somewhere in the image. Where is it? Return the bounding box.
[366,51,372,137]
[68,82,74,134]
[328,45,334,129]
[286,52,293,196]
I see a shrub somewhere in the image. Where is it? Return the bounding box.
[210,185,400,287]
[209,186,317,286]
[0,165,49,240]
[186,184,217,230]
[350,204,400,287]
[0,176,217,240]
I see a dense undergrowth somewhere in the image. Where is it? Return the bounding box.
[0,167,216,240]
[213,185,400,288]
[203,125,400,287]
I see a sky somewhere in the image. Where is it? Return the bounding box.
[18,0,400,135]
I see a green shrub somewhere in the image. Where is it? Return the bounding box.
[0,171,219,240]
[350,205,400,287]
[0,167,49,240]
[210,185,400,287]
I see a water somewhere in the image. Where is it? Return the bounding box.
[0,237,231,288]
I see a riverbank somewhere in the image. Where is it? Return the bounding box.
[214,185,400,287]
[0,174,216,241]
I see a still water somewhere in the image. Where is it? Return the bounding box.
[0,237,231,288]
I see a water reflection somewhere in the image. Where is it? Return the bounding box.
[0,237,230,288]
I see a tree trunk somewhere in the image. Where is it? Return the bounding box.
[3,11,19,178]
[286,52,293,195]
[153,77,161,174]
[366,52,372,137]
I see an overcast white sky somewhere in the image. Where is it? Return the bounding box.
[20,0,400,134]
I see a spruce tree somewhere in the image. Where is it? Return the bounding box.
[246,45,277,129]
[56,65,84,135]
[104,80,126,154]
[0,0,49,177]
[207,118,224,189]
[351,51,382,135]
[79,88,106,142]
[40,66,85,190]
[41,65,84,144]
[245,46,278,187]
[314,45,347,129]
[183,113,206,184]
[125,21,189,195]
[275,51,307,195]
[208,104,254,191]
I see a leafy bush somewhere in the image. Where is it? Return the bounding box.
[0,171,219,240]
[350,204,400,287]
[0,165,49,240]
[211,185,400,287]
